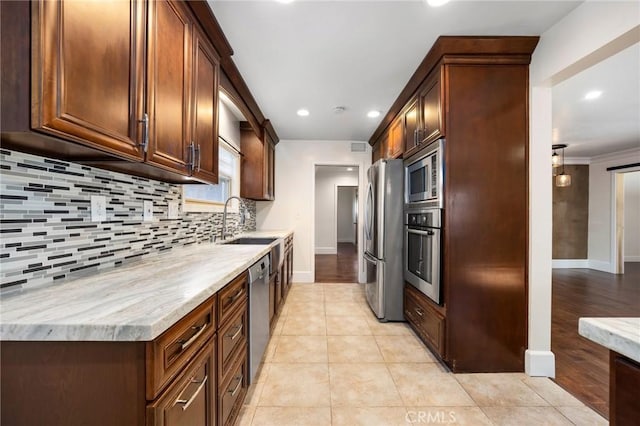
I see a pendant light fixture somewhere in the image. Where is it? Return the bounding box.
[552,144,571,187]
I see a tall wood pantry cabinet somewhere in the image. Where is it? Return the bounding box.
[372,36,539,373]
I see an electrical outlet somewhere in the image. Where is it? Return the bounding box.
[143,200,153,222]
[167,201,179,219]
[90,195,107,222]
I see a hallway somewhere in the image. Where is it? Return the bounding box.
[552,262,640,418]
[315,243,358,283]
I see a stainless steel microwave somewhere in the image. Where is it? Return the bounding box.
[404,139,444,208]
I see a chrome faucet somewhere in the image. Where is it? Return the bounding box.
[221,196,247,240]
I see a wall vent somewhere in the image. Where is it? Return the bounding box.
[351,143,366,152]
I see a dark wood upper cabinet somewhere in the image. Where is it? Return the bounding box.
[240,123,275,201]
[372,140,382,163]
[387,116,404,159]
[191,25,220,184]
[403,98,419,155]
[30,0,146,161]
[0,0,248,186]
[418,69,444,146]
[146,0,193,175]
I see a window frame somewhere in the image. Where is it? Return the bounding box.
[183,138,241,213]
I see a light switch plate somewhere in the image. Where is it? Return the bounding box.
[167,201,179,219]
[90,195,107,222]
[143,200,153,222]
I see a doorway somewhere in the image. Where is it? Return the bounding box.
[613,170,640,274]
[314,166,359,283]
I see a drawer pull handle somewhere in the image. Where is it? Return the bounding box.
[175,376,207,411]
[226,289,244,304]
[179,323,208,351]
[415,308,424,317]
[228,375,243,397]
[225,324,243,341]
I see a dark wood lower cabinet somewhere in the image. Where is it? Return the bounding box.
[218,347,248,426]
[0,340,147,426]
[404,283,446,359]
[610,352,640,426]
[0,271,251,426]
[147,337,216,426]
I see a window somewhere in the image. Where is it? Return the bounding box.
[183,139,240,212]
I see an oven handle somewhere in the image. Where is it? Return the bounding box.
[406,227,436,236]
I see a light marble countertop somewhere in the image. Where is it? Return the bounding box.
[579,317,640,363]
[0,230,293,342]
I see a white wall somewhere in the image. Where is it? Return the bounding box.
[588,148,640,270]
[528,1,639,377]
[218,100,241,150]
[624,171,640,262]
[337,187,357,244]
[315,168,358,253]
[256,140,371,283]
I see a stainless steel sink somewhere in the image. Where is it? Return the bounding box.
[222,237,277,245]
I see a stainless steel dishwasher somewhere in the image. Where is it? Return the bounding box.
[248,254,270,384]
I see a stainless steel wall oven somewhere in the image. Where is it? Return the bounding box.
[404,208,442,304]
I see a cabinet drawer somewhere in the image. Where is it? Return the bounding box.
[218,347,248,426]
[147,336,215,426]
[218,300,248,381]
[146,297,216,400]
[218,272,248,326]
[404,285,446,358]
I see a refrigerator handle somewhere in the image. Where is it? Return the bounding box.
[364,252,378,264]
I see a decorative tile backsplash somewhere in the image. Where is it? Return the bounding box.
[0,149,256,291]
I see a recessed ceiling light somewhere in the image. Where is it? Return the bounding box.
[347,167,354,171]
[367,110,381,118]
[427,0,450,6]
[297,109,309,117]
[584,90,602,100]
[276,0,294,3]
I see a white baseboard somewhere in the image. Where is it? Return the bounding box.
[624,255,640,262]
[525,350,555,378]
[292,271,313,283]
[552,259,589,268]
[315,247,336,255]
[588,259,614,273]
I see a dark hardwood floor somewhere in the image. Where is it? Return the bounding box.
[315,242,358,283]
[552,262,640,419]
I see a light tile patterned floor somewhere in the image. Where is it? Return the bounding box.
[237,283,608,426]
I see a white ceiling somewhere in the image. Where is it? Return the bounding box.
[552,42,640,159]
[209,0,582,141]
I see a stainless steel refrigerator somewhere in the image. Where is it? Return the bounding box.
[364,159,404,321]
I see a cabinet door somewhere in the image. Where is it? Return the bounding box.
[191,26,220,184]
[388,116,404,158]
[241,124,273,201]
[146,0,192,175]
[372,141,382,163]
[147,338,215,426]
[418,70,444,145]
[403,99,419,154]
[32,0,146,160]
[265,140,275,200]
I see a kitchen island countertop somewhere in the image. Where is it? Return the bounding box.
[0,230,292,342]
[578,317,640,362]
